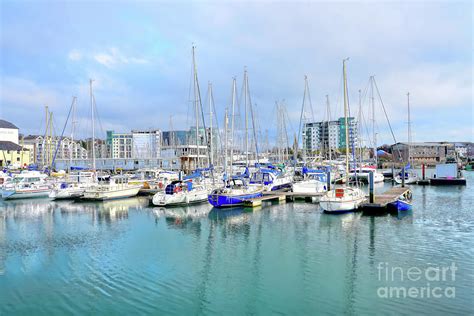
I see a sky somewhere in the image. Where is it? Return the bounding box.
[0,0,472,146]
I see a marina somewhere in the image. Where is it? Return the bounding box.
[0,172,472,315]
[1,1,472,315]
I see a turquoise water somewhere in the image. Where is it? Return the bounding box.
[1,173,473,315]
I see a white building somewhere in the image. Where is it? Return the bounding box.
[22,135,88,165]
[110,132,133,159]
[0,119,19,144]
[132,129,162,159]
[303,117,357,153]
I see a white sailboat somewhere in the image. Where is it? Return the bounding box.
[395,92,419,184]
[293,76,327,195]
[320,59,366,213]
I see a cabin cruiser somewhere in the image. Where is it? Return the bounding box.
[1,171,50,200]
[82,175,141,201]
[151,179,209,206]
[394,165,419,184]
[49,172,95,200]
[350,166,384,183]
[208,178,263,208]
[249,167,293,192]
[292,167,327,195]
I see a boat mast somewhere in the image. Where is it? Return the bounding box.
[357,89,363,164]
[230,78,236,178]
[343,58,350,178]
[407,92,411,165]
[192,46,200,169]
[370,76,377,167]
[244,68,249,167]
[326,95,332,161]
[224,108,229,179]
[298,76,308,164]
[70,96,77,170]
[208,82,213,166]
[90,79,96,172]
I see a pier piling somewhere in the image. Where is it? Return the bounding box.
[401,166,405,187]
[369,171,374,203]
[326,171,331,191]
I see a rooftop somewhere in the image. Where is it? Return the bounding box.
[0,119,19,129]
[0,141,26,151]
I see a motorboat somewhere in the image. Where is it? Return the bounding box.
[249,167,293,192]
[49,172,95,200]
[292,166,327,195]
[82,175,141,201]
[151,180,209,206]
[2,171,50,200]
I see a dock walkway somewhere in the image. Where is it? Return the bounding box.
[359,187,411,212]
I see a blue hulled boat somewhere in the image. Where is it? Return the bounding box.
[208,179,263,208]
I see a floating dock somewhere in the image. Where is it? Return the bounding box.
[359,186,411,214]
[243,191,325,207]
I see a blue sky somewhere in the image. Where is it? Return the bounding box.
[1,0,472,146]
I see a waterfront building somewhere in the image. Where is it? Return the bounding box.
[0,119,30,167]
[131,129,162,159]
[0,119,20,144]
[303,117,358,153]
[107,131,133,159]
[390,142,452,164]
[23,135,88,166]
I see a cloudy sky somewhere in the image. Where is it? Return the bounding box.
[1,0,472,146]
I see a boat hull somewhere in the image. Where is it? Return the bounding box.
[208,191,263,208]
[152,190,208,206]
[389,199,412,212]
[320,188,366,213]
[49,188,85,200]
[82,186,141,201]
[2,188,50,200]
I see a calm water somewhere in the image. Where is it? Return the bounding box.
[1,173,473,315]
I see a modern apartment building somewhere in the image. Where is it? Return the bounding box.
[302,117,358,153]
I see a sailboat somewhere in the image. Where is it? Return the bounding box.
[153,46,214,206]
[208,72,263,208]
[293,76,328,195]
[395,92,419,184]
[320,59,366,213]
[81,79,140,201]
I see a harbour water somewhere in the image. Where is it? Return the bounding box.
[0,173,473,315]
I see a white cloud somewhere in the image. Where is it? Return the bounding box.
[68,49,82,61]
[93,47,149,68]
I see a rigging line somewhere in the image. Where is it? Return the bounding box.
[297,76,307,156]
[246,74,260,165]
[210,85,222,156]
[92,94,105,137]
[52,97,75,169]
[372,78,403,162]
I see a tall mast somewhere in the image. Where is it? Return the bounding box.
[407,92,411,164]
[90,79,96,171]
[70,96,77,169]
[43,105,48,167]
[326,95,332,161]
[357,89,363,164]
[343,58,350,178]
[298,76,308,163]
[230,78,237,178]
[49,111,53,168]
[244,69,249,167]
[370,76,377,166]
[224,108,228,178]
[192,45,200,169]
[208,82,214,166]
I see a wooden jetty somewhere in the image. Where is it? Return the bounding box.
[359,186,411,213]
[244,191,325,207]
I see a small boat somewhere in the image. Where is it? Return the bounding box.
[49,172,95,200]
[350,166,385,183]
[249,167,293,192]
[292,167,327,195]
[82,175,141,201]
[388,190,412,211]
[320,187,366,213]
[394,166,419,184]
[151,180,209,206]
[1,171,50,200]
[208,179,263,208]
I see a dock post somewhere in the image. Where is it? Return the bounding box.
[369,171,374,203]
[391,164,395,185]
[326,171,331,191]
[401,166,405,187]
[422,164,425,180]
